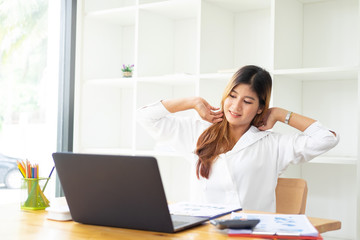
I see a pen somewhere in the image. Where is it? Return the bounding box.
[17,161,25,178]
[42,166,55,192]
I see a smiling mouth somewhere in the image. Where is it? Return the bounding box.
[229,110,241,117]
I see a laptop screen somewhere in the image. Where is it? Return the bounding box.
[53,152,178,232]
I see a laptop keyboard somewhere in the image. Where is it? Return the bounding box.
[170,214,208,231]
[172,220,188,228]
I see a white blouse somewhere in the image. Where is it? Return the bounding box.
[137,101,340,212]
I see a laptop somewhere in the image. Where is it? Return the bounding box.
[52,152,209,233]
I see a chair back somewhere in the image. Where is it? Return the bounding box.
[275,178,308,214]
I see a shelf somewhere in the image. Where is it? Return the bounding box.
[139,0,199,20]
[204,0,270,13]
[81,148,135,156]
[274,0,359,69]
[85,78,136,88]
[136,74,198,85]
[298,0,332,3]
[135,150,193,158]
[79,149,358,165]
[86,6,137,25]
[75,1,360,238]
[200,1,271,74]
[84,75,197,94]
[139,0,163,4]
[137,4,198,76]
[83,0,136,13]
[199,72,235,81]
[272,66,359,81]
[309,156,357,165]
[80,148,193,159]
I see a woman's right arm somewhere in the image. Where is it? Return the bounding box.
[136,97,222,152]
[162,97,223,123]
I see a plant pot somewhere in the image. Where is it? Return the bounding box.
[123,71,132,78]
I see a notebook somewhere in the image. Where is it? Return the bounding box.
[52,152,209,233]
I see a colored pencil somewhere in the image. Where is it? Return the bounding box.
[42,166,55,192]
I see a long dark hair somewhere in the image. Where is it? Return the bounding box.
[195,65,272,179]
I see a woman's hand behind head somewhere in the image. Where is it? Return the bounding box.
[194,97,223,124]
[257,107,279,131]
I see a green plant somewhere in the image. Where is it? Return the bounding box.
[121,64,134,72]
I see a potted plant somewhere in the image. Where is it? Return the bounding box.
[122,64,134,78]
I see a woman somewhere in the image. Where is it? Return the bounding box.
[137,65,339,212]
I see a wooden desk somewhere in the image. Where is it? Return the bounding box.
[1,202,341,240]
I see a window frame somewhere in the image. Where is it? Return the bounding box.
[56,0,77,197]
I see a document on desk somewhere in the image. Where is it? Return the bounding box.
[228,212,322,239]
[169,202,242,219]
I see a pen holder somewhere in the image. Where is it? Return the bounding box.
[21,178,50,210]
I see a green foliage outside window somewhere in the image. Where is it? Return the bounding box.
[0,0,48,130]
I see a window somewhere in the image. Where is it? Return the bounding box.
[0,0,61,203]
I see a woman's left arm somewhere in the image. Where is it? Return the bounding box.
[258,107,336,136]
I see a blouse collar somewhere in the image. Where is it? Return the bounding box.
[226,126,270,155]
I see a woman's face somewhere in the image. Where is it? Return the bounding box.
[223,84,262,129]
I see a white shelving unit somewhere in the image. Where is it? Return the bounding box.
[74,1,360,239]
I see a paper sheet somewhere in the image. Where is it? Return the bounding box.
[229,212,319,237]
[169,202,241,218]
